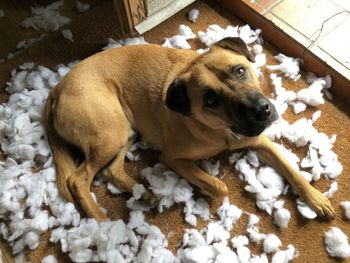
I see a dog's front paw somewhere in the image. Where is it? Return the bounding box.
[303,187,335,219]
[201,179,228,198]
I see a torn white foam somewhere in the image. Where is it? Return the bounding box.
[267,53,300,80]
[231,235,249,248]
[253,44,263,55]
[62,29,73,42]
[198,24,260,47]
[76,1,90,13]
[297,78,327,106]
[274,207,291,228]
[200,159,220,177]
[107,182,123,195]
[324,227,350,258]
[291,101,306,114]
[162,25,196,49]
[324,181,337,198]
[237,246,251,263]
[21,0,71,32]
[271,244,297,263]
[41,255,57,263]
[247,227,266,244]
[247,213,260,228]
[217,197,243,231]
[188,9,199,22]
[263,234,281,254]
[132,184,146,200]
[140,163,209,226]
[296,199,317,219]
[103,37,147,50]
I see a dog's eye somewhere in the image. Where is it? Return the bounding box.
[232,66,247,79]
[203,90,220,108]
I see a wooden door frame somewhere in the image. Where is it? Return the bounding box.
[113,0,147,37]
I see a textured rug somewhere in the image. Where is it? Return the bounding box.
[0,0,349,262]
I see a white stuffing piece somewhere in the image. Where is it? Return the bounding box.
[296,199,317,219]
[76,1,90,13]
[267,73,332,116]
[247,213,260,228]
[3,35,46,62]
[267,53,301,80]
[41,255,58,263]
[200,159,220,177]
[341,201,350,219]
[188,9,200,22]
[247,227,266,244]
[273,207,291,228]
[103,37,147,50]
[217,197,243,231]
[107,182,123,195]
[62,29,74,42]
[324,227,350,258]
[0,9,4,17]
[323,181,338,198]
[132,184,145,200]
[271,244,297,263]
[198,24,261,47]
[138,163,209,226]
[263,234,281,254]
[162,25,196,49]
[21,0,71,32]
[297,78,328,106]
[231,235,249,248]
[126,139,151,162]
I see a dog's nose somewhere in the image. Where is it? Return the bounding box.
[253,98,271,121]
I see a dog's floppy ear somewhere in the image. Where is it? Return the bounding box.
[213,37,255,63]
[166,77,190,115]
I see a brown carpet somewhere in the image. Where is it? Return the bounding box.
[0,0,350,262]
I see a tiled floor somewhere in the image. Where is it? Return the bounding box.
[234,0,350,104]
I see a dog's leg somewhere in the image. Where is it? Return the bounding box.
[101,139,157,205]
[67,137,126,222]
[162,156,228,198]
[67,161,107,221]
[251,135,335,218]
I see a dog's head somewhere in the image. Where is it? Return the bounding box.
[166,37,278,137]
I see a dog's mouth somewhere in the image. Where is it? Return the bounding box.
[229,100,278,137]
[230,119,275,137]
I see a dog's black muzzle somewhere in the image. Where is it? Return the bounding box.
[228,95,278,137]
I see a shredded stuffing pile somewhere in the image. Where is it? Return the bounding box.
[0,19,348,262]
[21,0,71,32]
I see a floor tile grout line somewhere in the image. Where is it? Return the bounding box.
[254,10,311,58]
[307,10,350,48]
[258,0,284,15]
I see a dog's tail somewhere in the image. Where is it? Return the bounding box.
[44,90,75,203]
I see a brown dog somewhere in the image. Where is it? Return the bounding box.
[44,37,335,221]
